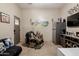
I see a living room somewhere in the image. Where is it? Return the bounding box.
[0,3,79,56]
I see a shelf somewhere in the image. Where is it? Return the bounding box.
[60,34,79,48]
[65,39,79,45]
[61,34,79,39]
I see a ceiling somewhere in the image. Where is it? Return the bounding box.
[17,3,67,9]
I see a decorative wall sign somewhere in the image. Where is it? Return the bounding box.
[0,12,10,23]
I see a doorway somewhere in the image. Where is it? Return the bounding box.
[14,16,20,44]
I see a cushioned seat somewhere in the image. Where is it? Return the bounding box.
[0,46,22,56]
[0,38,22,56]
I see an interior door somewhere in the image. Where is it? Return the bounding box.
[14,16,20,44]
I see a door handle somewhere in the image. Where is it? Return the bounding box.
[14,30,15,34]
[14,30,15,32]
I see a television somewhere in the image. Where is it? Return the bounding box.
[67,12,79,27]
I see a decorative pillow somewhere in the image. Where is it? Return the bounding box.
[3,38,13,48]
[0,42,6,53]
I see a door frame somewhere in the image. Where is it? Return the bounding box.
[14,16,20,44]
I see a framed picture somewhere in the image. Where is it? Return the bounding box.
[0,12,10,23]
[30,18,49,28]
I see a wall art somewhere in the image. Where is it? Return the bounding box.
[0,12,10,23]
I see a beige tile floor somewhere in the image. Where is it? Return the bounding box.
[18,41,62,56]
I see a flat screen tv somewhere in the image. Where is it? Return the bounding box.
[67,12,79,27]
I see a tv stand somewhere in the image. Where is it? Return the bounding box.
[60,34,79,48]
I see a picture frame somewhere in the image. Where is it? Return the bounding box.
[0,12,10,23]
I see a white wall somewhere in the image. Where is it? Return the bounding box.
[0,3,22,44]
[0,3,61,44]
[0,3,75,44]
[20,8,61,42]
[61,3,79,34]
